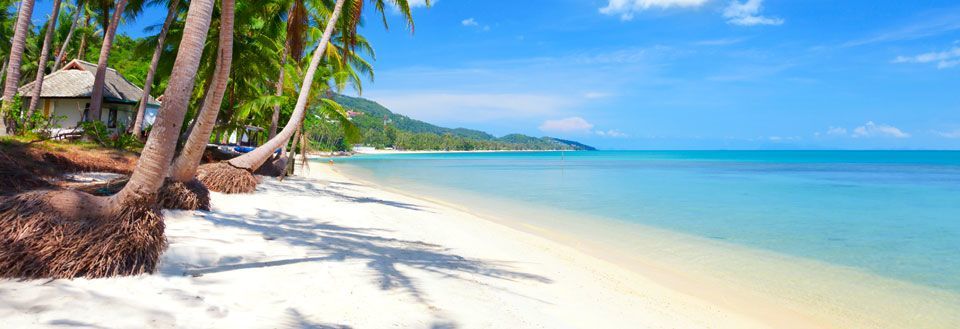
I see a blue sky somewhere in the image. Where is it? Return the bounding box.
[27,0,960,149]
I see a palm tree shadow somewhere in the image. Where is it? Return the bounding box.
[256,177,430,212]
[177,208,552,307]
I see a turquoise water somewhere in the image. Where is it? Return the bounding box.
[331,151,960,293]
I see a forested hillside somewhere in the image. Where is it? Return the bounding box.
[324,95,596,151]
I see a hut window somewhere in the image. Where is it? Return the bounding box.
[82,103,90,122]
[107,108,118,128]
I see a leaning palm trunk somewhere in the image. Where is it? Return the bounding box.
[53,0,85,72]
[24,0,65,127]
[1,0,37,134]
[159,0,234,210]
[87,0,127,122]
[132,0,181,137]
[0,0,216,279]
[199,0,346,194]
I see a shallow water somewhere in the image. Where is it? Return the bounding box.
[328,151,960,295]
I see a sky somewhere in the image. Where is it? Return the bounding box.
[25,0,960,149]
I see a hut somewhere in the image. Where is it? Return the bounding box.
[17,59,161,133]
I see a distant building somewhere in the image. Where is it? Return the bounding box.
[17,59,161,132]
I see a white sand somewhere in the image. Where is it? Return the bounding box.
[1,165,830,328]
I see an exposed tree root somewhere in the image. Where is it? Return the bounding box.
[158,178,211,211]
[196,162,259,194]
[0,191,167,279]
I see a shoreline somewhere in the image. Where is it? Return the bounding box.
[324,160,960,329]
[2,163,957,327]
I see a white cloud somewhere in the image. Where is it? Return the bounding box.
[539,117,595,134]
[408,0,431,7]
[893,47,960,69]
[936,129,960,138]
[597,129,629,138]
[599,0,710,21]
[461,18,490,31]
[852,121,910,138]
[723,0,783,26]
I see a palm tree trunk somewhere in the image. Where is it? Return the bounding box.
[112,0,216,204]
[269,5,296,140]
[77,14,89,60]
[1,0,36,111]
[132,0,180,137]
[169,0,233,182]
[227,0,346,171]
[24,0,65,126]
[53,0,84,72]
[87,0,127,122]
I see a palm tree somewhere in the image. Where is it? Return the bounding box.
[1,0,37,134]
[160,0,234,210]
[200,0,423,193]
[86,0,127,122]
[0,0,217,279]
[131,0,181,137]
[23,0,66,127]
[52,0,86,71]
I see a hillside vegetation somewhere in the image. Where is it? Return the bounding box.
[311,95,596,152]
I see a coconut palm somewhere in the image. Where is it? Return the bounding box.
[23,0,66,127]
[0,0,217,279]
[52,0,87,71]
[131,0,181,137]
[159,0,234,210]
[1,0,37,134]
[200,0,423,193]
[86,0,127,122]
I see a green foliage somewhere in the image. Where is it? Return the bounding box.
[331,94,596,151]
[1,95,67,137]
[80,121,141,151]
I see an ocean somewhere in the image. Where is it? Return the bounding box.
[325,150,960,319]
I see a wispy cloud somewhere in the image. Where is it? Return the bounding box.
[371,92,573,124]
[540,117,595,133]
[694,37,747,46]
[816,122,910,139]
[723,0,783,26]
[893,46,960,69]
[408,0,431,7]
[599,0,710,21]
[844,8,960,47]
[936,129,960,138]
[597,129,630,138]
[584,92,614,99]
[461,18,491,31]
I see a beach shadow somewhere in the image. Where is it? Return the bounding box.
[257,178,429,212]
[284,308,352,329]
[180,208,551,307]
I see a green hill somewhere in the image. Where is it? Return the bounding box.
[328,95,596,151]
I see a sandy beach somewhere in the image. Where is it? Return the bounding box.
[0,163,805,328]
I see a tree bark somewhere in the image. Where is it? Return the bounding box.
[87,0,126,122]
[77,13,89,60]
[111,0,216,205]
[132,0,181,137]
[269,4,296,140]
[25,0,65,126]
[53,0,84,72]
[227,0,345,171]
[2,0,36,104]
[169,0,234,182]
